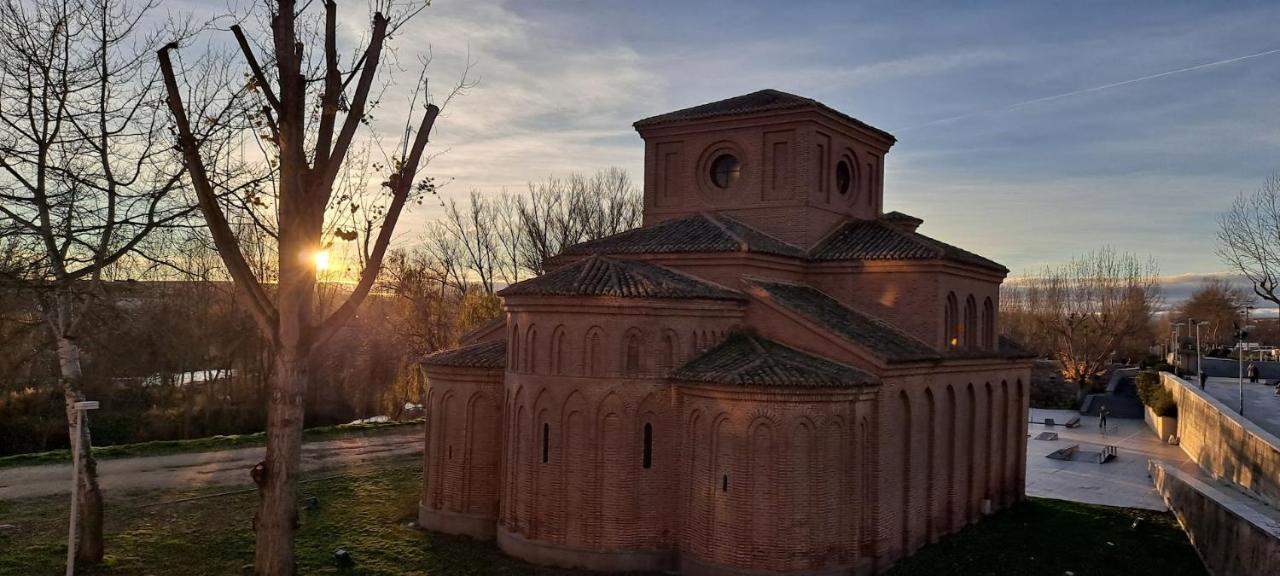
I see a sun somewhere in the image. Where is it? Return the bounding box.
[313,250,331,271]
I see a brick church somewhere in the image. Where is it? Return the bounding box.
[418,90,1033,575]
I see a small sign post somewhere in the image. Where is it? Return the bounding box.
[66,400,99,576]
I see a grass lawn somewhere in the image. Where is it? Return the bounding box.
[0,458,1206,576]
[0,419,423,469]
[887,498,1207,576]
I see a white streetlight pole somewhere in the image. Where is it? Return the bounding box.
[66,400,99,576]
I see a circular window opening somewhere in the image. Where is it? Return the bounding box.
[709,154,741,189]
[836,159,852,195]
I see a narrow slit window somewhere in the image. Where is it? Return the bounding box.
[447,445,452,460]
[722,474,729,492]
[642,423,653,469]
[541,423,549,464]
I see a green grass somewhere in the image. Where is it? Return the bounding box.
[0,419,423,469]
[0,460,1206,576]
[887,498,1207,576]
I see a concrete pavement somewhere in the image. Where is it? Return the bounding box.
[1025,408,1197,510]
[1202,376,1280,438]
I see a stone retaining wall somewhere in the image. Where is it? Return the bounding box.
[1148,461,1280,576]
[1160,372,1280,507]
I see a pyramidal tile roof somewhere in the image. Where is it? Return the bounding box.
[672,332,878,388]
[809,219,1008,273]
[560,212,805,258]
[421,340,506,369]
[499,254,744,301]
[746,278,941,363]
[633,89,896,143]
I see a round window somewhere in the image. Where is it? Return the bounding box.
[709,153,741,189]
[836,159,852,195]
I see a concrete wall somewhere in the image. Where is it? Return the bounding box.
[1160,372,1280,507]
[1148,461,1280,576]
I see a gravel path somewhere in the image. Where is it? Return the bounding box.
[0,428,423,500]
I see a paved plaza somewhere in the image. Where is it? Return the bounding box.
[1025,408,1197,510]
[1202,376,1280,439]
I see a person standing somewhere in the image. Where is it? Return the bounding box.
[1199,370,1208,390]
[1248,362,1259,384]
[1099,405,1110,434]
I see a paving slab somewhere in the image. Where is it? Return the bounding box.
[1025,408,1197,510]
[1202,376,1280,439]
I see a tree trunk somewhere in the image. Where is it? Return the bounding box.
[56,335,105,566]
[253,348,310,576]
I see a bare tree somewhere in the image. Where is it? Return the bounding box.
[1174,277,1252,348]
[158,1,449,572]
[0,0,232,562]
[1218,173,1280,307]
[515,167,641,275]
[440,190,500,293]
[1002,248,1160,395]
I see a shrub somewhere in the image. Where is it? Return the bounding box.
[1136,369,1178,417]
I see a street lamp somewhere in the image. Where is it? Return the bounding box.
[1189,319,1209,382]
[1235,308,1257,416]
[66,400,99,576]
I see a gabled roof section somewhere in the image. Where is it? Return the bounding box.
[499,254,744,301]
[746,278,940,363]
[560,213,804,259]
[634,89,897,143]
[672,332,878,388]
[422,340,506,369]
[809,219,1008,273]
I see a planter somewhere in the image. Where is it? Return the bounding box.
[1145,405,1178,443]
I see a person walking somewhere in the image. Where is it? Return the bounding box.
[1248,362,1259,384]
[1199,370,1208,390]
[1099,405,1110,435]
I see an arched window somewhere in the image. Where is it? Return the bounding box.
[983,298,995,350]
[659,331,677,372]
[541,422,550,464]
[624,330,642,377]
[585,328,603,376]
[642,423,653,469]
[945,293,959,349]
[964,295,977,349]
[550,326,566,375]
[525,326,538,372]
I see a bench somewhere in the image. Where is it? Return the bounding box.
[1098,445,1117,464]
[1064,416,1081,428]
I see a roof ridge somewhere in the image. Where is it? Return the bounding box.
[807,218,859,258]
[713,212,805,253]
[702,212,749,252]
[746,277,938,357]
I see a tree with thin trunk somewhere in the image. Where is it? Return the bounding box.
[1001,248,1160,396]
[158,1,448,573]
[1218,173,1280,309]
[0,0,230,564]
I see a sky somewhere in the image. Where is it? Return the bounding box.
[177,0,1280,279]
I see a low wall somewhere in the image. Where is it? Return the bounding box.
[1148,461,1280,576]
[1160,372,1280,507]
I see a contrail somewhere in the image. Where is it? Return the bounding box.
[900,47,1280,132]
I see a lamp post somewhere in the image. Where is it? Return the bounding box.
[1190,319,1208,381]
[1237,307,1256,416]
[66,400,99,576]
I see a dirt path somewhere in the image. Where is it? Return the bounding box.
[0,428,423,500]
